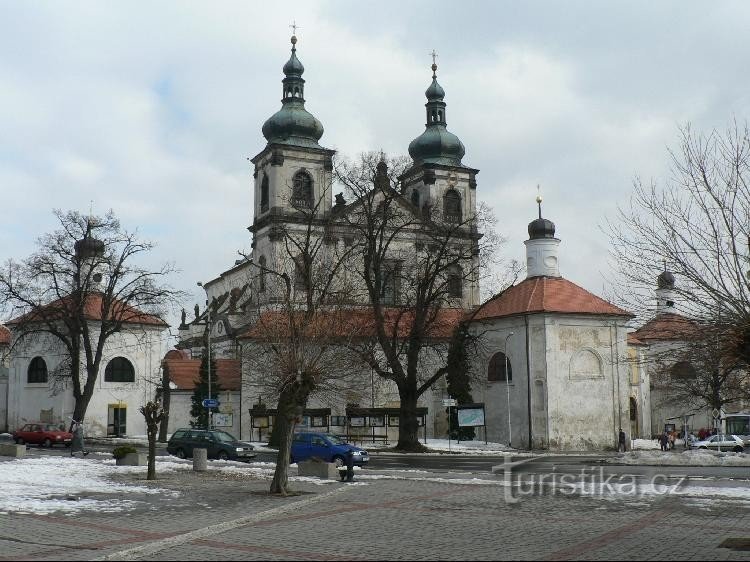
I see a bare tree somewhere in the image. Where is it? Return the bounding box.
[609,121,750,414]
[241,186,359,496]
[140,399,165,480]
[0,210,182,427]
[335,153,501,451]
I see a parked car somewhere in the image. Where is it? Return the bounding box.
[12,423,73,447]
[691,434,745,453]
[167,429,256,461]
[291,432,369,466]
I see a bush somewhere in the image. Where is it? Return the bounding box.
[112,445,138,460]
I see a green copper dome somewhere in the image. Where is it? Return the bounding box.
[408,63,465,166]
[262,36,324,149]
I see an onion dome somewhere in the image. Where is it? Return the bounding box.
[528,193,556,239]
[408,60,466,166]
[261,35,324,149]
[74,223,105,260]
[657,269,675,289]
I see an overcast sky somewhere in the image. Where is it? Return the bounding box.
[2,1,749,331]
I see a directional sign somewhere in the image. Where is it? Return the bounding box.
[202,399,220,408]
[442,398,457,407]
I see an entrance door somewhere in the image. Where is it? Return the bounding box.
[108,405,127,437]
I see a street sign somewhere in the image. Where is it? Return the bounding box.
[202,399,220,408]
[442,398,457,407]
[712,408,720,419]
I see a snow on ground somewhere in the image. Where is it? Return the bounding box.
[0,456,170,515]
[631,439,661,450]
[366,438,512,455]
[609,449,750,466]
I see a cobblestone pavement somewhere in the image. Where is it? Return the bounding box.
[1,465,750,561]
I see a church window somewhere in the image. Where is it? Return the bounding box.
[258,256,267,292]
[488,352,512,382]
[443,190,462,222]
[260,174,269,213]
[670,361,696,381]
[438,110,443,121]
[105,357,135,383]
[447,265,462,298]
[292,171,313,208]
[27,356,48,384]
[411,190,420,208]
[380,260,401,305]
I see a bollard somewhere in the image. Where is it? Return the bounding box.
[193,448,208,472]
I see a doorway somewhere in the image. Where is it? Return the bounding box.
[108,404,127,437]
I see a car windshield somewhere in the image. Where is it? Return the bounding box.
[212,431,237,443]
[324,434,345,446]
[43,424,62,432]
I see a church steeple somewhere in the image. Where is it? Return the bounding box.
[408,52,466,167]
[261,33,324,148]
[524,190,561,278]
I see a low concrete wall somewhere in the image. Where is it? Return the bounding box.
[115,453,147,466]
[297,460,338,479]
[0,443,26,458]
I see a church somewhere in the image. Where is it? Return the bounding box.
[174,33,649,450]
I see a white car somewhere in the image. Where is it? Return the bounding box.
[691,434,744,453]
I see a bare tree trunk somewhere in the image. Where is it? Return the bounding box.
[396,388,424,452]
[269,410,297,496]
[158,365,171,443]
[140,401,163,481]
[147,428,157,480]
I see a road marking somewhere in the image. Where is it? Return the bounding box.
[93,487,349,561]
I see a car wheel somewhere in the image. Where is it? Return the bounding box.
[175,448,186,459]
[290,456,296,465]
[333,455,345,467]
[699,446,708,449]
[217,450,229,461]
[733,446,744,453]
[15,438,24,445]
[43,438,52,448]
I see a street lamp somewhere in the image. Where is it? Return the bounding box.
[197,282,212,429]
[504,332,514,448]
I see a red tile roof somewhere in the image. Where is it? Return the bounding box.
[632,313,699,342]
[163,357,241,391]
[473,277,632,321]
[238,307,465,341]
[0,325,10,345]
[7,292,167,327]
[627,333,647,346]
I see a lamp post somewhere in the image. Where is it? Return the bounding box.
[197,282,211,429]
[504,332,514,448]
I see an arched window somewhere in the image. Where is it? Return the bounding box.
[258,256,267,292]
[292,171,313,208]
[27,357,48,384]
[411,190,420,208]
[105,357,135,383]
[260,174,269,213]
[488,352,512,382]
[443,190,462,222]
[671,361,697,381]
[447,265,462,298]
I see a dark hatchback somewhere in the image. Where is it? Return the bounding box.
[167,429,256,461]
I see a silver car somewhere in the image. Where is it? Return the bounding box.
[691,434,744,453]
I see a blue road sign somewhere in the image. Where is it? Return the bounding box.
[202,399,220,408]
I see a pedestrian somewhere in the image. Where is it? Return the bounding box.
[344,449,355,482]
[70,419,89,458]
[618,429,626,453]
[668,432,675,450]
[660,432,669,452]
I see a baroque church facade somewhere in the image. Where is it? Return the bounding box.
[175,34,650,450]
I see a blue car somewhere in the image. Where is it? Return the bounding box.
[291,432,369,466]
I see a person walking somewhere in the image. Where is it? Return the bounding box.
[660,431,669,452]
[70,420,89,458]
[618,429,627,453]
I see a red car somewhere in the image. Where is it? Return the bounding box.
[13,423,73,447]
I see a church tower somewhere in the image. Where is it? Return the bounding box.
[655,266,678,315]
[249,33,335,264]
[74,221,106,291]
[400,54,479,225]
[524,193,561,278]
